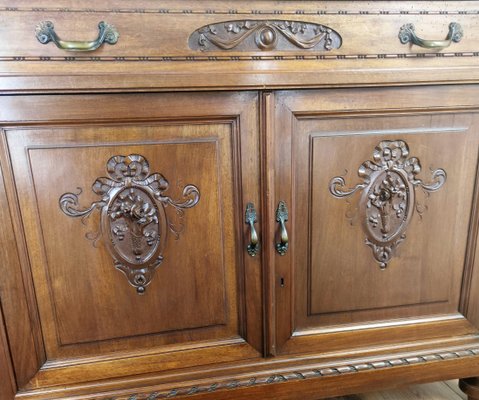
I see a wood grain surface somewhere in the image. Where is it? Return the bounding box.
[1,1,479,399]
[0,91,264,391]
[2,86,479,400]
[272,85,479,356]
[330,381,466,399]
[0,1,479,92]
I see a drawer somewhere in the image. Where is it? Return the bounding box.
[0,1,478,92]
[0,1,478,61]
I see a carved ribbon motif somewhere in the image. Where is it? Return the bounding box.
[329,140,446,269]
[59,154,200,294]
[189,20,342,52]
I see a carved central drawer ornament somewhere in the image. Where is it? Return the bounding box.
[59,154,200,294]
[329,140,446,269]
[189,20,342,51]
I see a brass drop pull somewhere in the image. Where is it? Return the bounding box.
[275,201,289,256]
[399,22,463,50]
[245,203,260,257]
[35,21,119,52]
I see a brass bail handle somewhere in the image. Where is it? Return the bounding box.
[398,22,463,50]
[275,201,289,256]
[35,21,119,52]
[245,202,260,257]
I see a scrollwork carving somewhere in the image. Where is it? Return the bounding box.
[59,154,200,294]
[189,20,342,52]
[329,140,446,269]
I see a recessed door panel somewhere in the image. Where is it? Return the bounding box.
[26,138,225,345]
[307,126,464,322]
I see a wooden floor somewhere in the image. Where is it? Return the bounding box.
[330,381,466,399]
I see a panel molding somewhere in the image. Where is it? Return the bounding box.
[17,338,479,399]
[23,136,230,348]
[1,52,478,63]
[0,300,16,399]
[0,6,478,15]
[460,139,479,327]
[305,125,464,318]
[103,347,479,400]
[0,131,45,387]
[293,314,464,337]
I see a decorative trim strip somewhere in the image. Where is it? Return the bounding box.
[1,7,479,15]
[116,347,479,399]
[1,52,479,63]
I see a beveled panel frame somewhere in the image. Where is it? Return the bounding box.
[22,137,228,348]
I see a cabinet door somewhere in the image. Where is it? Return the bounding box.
[271,86,479,355]
[0,92,262,391]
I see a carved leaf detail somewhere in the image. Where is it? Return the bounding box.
[328,140,446,269]
[189,20,342,52]
[59,154,200,294]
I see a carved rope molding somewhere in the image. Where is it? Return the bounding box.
[189,20,342,51]
[112,347,479,399]
[329,140,446,269]
[59,154,200,294]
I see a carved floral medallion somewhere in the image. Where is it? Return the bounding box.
[189,20,342,52]
[59,154,200,294]
[329,140,446,269]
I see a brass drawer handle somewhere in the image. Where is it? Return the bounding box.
[35,21,119,52]
[275,201,289,256]
[245,203,260,257]
[399,22,463,50]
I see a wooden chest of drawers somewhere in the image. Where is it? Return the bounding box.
[1,2,479,399]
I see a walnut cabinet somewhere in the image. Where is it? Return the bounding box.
[2,2,479,400]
